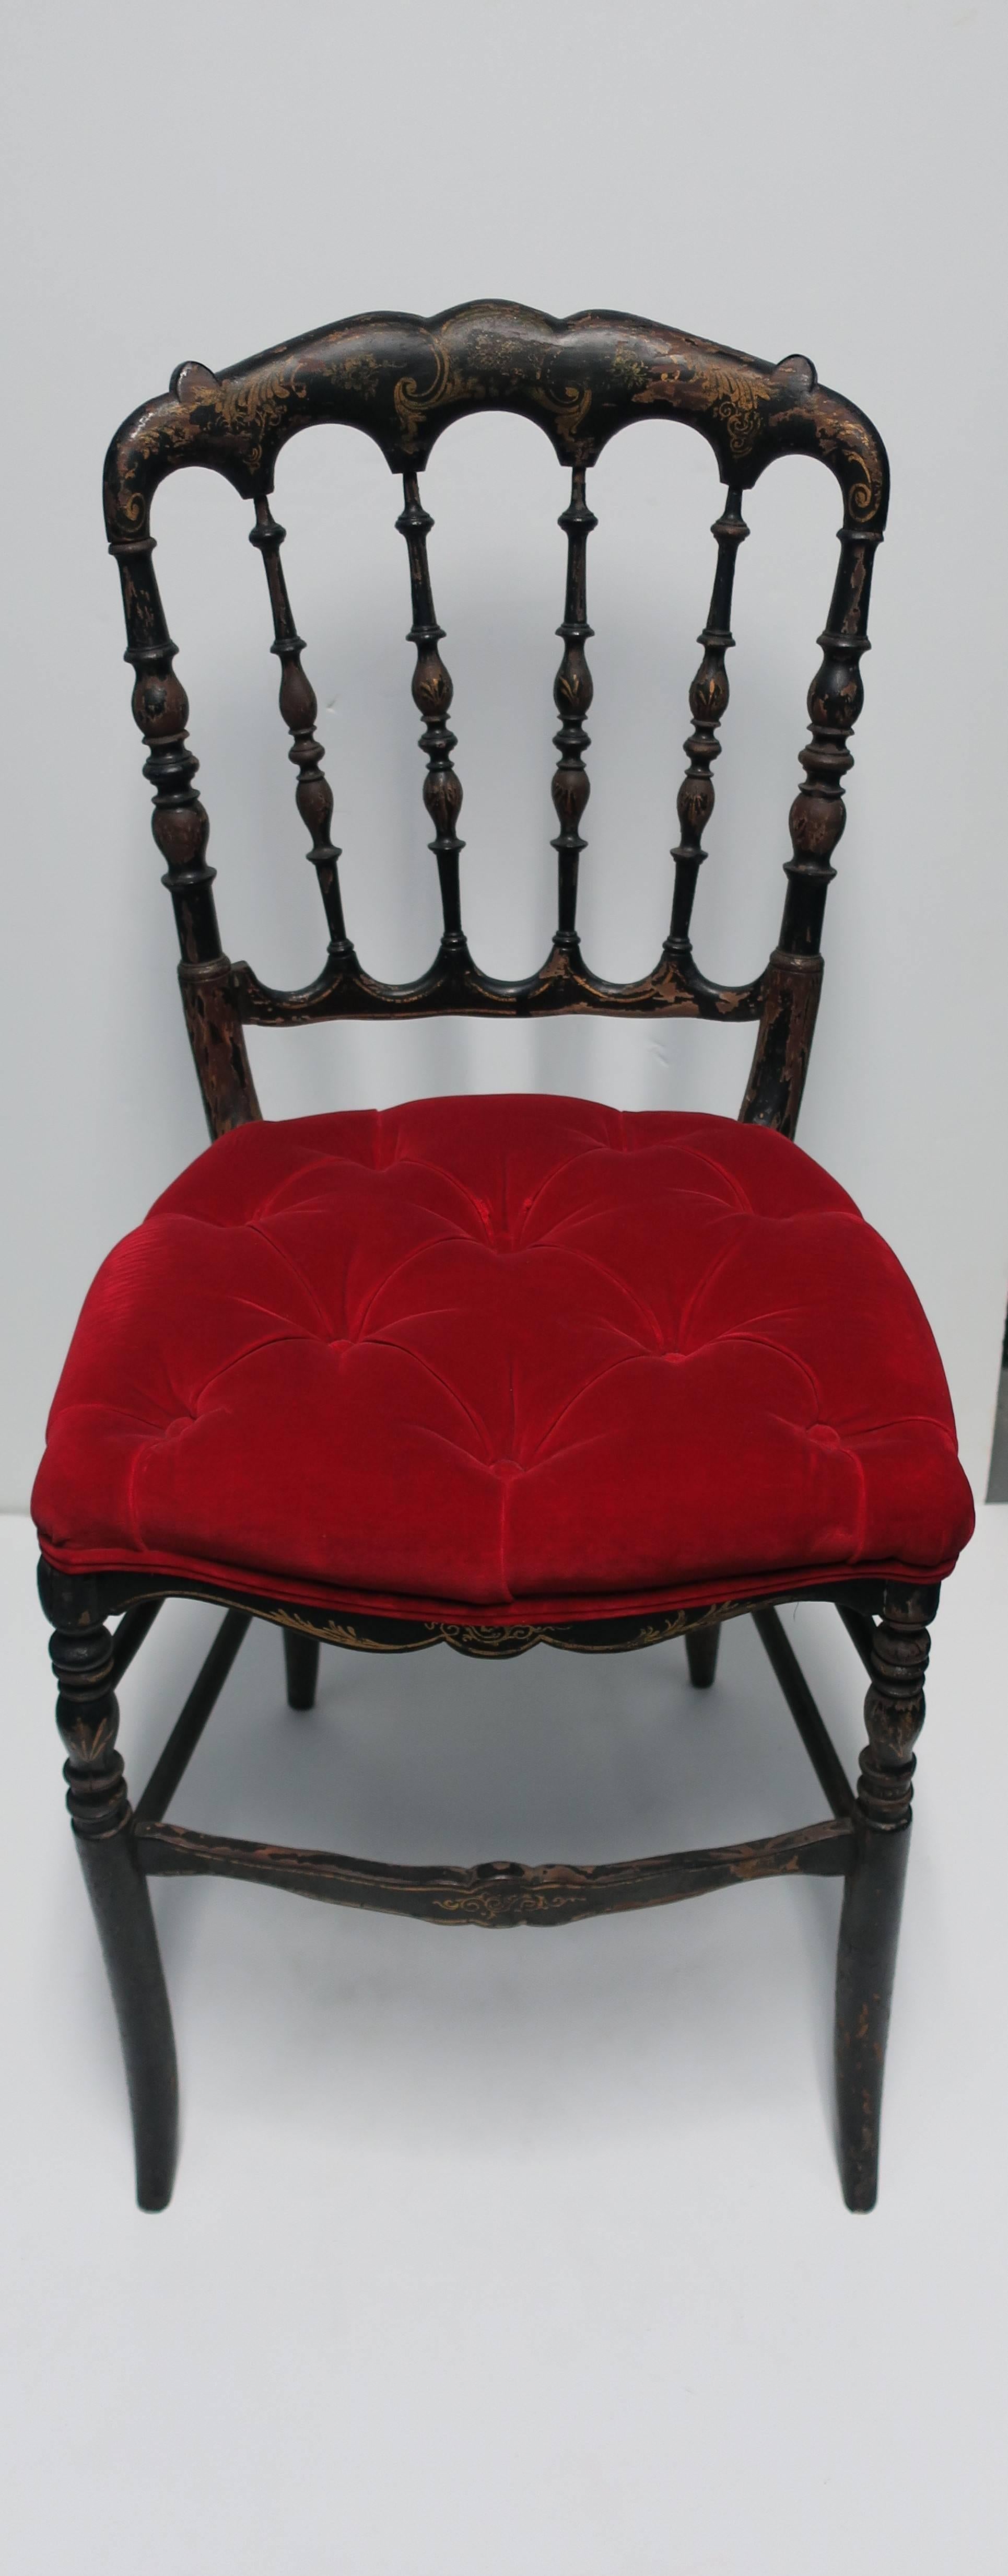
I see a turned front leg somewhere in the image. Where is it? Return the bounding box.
[834,1586,933,2211]
[51,1623,179,2210]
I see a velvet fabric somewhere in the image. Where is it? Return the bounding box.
[32,1095,974,1623]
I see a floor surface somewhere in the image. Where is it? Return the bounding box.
[2,1509,1005,2573]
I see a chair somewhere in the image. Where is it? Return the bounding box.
[32,302,974,2212]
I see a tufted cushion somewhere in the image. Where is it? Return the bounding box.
[32,1094,974,1622]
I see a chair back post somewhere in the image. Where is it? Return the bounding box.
[109,528,260,1135]
[740,513,883,1135]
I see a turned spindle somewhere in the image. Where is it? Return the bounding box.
[664,488,748,965]
[249,498,354,961]
[396,475,466,950]
[550,465,597,947]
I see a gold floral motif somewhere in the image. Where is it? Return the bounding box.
[703,368,773,458]
[267,1604,745,1654]
[438,1622,546,1656]
[631,357,884,521]
[174,360,310,477]
[224,373,308,473]
[632,362,771,460]
[839,547,869,633]
[549,1606,747,1650]
[274,1609,422,1652]
[433,1882,587,1925]
[129,360,310,477]
[144,1593,746,1657]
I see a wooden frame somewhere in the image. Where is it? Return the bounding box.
[43,303,930,2214]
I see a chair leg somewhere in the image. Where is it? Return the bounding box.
[51,1624,179,2211]
[834,1587,931,2212]
[685,1622,721,1690]
[284,1628,320,1711]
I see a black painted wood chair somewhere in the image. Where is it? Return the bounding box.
[33,304,973,2210]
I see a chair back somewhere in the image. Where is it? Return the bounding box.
[103,301,888,1137]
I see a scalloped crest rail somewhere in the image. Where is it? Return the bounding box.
[40,304,932,2221]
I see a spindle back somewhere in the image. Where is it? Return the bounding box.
[103,300,888,1139]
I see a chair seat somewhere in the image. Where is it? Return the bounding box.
[32,1094,974,1623]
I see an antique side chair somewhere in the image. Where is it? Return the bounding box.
[32,302,974,2212]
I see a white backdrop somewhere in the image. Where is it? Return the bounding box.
[3,0,1006,1514]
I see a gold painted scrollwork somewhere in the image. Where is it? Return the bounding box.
[539,379,593,439]
[224,368,310,474]
[704,369,773,458]
[814,422,882,523]
[632,362,772,460]
[267,1604,743,1656]
[393,339,453,437]
[393,336,593,448]
[433,1882,586,1925]
[438,1623,546,1656]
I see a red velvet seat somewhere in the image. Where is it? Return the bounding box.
[33,1093,973,1623]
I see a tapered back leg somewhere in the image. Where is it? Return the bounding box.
[52,1625,179,2211]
